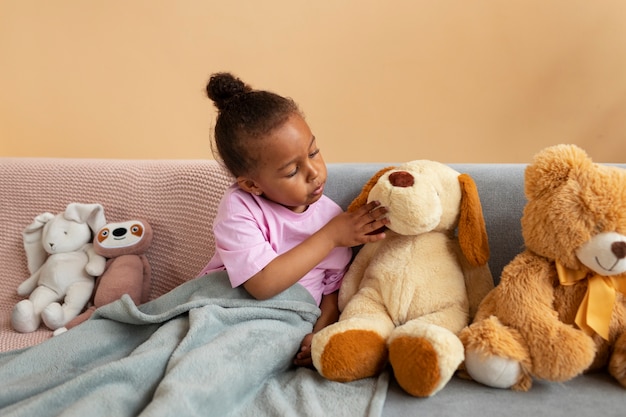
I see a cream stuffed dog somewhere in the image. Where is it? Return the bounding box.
[311,160,494,397]
[12,203,107,333]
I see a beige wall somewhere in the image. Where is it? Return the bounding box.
[2,0,626,163]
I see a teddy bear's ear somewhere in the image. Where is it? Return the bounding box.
[347,166,395,212]
[458,174,490,267]
[524,144,593,201]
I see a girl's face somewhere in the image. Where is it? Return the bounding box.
[237,113,327,213]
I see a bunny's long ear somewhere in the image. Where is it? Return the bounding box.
[64,203,106,233]
[457,174,490,267]
[23,212,55,274]
[347,166,395,212]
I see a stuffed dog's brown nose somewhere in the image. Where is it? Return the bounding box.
[389,171,414,187]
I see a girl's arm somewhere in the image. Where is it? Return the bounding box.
[294,291,340,367]
[243,201,388,300]
[312,291,340,333]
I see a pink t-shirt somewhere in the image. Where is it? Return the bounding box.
[199,184,351,306]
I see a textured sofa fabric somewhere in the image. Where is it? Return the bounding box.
[0,158,234,351]
[1,158,624,416]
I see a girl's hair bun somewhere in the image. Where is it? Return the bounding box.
[206,72,252,111]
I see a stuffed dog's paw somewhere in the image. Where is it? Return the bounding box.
[313,329,387,382]
[388,326,464,397]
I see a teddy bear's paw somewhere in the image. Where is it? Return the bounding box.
[11,300,40,333]
[41,302,66,330]
[608,334,626,388]
[464,349,521,389]
[388,332,463,397]
[609,355,626,389]
[315,329,388,382]
[529,326,596,382]
[459,316,533,390]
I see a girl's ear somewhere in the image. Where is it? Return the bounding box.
[237,177,262,196]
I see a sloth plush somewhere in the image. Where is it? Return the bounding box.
[60,219,153,332]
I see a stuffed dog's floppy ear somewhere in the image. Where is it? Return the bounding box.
[347,166,395,212]
[458,174,490,267]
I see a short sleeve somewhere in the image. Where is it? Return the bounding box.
[322,267,346,295]
[212,194,278,288]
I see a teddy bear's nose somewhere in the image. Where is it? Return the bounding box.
[612,241,626,259]
[389,171,414,187]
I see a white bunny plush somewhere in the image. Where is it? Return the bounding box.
[11,203,107,333]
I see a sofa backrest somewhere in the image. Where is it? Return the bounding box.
[0,158,234,350]
[2,157,622,351]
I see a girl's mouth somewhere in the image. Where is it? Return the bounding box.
[311,182,325,196]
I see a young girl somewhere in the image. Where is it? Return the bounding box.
[199,72,389,367]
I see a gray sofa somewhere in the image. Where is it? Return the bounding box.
[0,158,624,416]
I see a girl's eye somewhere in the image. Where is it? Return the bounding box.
[309,149,320,158]
[286,168,298,178]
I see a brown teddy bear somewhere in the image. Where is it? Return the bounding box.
[460,144,626,391]
[57,219,153,333]
[311,159,494,397]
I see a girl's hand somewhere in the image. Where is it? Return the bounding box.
[242,203,388,301]
[294,332,315,367]
[324,200,389,248]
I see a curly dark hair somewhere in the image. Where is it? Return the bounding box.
[206,72,302,177]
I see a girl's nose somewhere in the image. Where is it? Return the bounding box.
[307,161,319,182]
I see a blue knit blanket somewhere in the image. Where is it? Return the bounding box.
[0,272,388,417]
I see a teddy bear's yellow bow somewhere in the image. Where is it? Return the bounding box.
[556,262,626,340]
